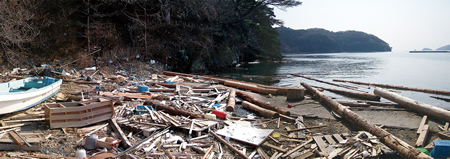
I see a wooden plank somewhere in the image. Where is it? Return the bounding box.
[333,134,345,142]
[444,122,449,131]
[281,139,313,158]
[48,102,111,113]
[417,115,428,134]
[257,147,270,159]
[262,142,287,153]
[109,119,132,149]
[313,136,327,153]
[0,143,40,151]
[292,151,314,159]
[287,125,326,132]
[50,114,112,128]
[424,137,440,151]
[415,124,429,147]
[437,131,450,140]
[324,135,337,145]
[9,131,24,145]
[50,108,112,120]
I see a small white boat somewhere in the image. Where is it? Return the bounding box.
[0,77,62,115]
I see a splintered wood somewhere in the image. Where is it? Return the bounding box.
[3,69,442,159]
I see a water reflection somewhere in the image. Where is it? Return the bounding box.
[218,62,283,85]
[279,54,384,79]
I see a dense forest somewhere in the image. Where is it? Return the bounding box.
[277,27,392,53]
[0,0,301,73]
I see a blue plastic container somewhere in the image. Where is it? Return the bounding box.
[431,140,450,159]
[135,105,153,115]
[44,77,55,86]
[137,85,149,92]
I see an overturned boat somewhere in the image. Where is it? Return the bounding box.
[0,77,62,115]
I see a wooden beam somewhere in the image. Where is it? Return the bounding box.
[9,131,25,146]
[262,142,287,153]
[257,147,270,159]
[210,131,249,159]
[313,136,328,154]
[287,125,326,132]
[109,119,132,149]
[236,90,290,116]
[324,135,337,145]
[241,101,279,118]
[417,115,428,134]
[415,125,429,147]
[225,89,236,112]
[281,139,313,158]
[333,134,345,142]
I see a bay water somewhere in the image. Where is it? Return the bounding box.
[219,52,450,109]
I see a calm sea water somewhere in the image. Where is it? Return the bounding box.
[219,52,450,109]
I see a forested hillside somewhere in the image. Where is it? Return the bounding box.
[0,0,300,73]
[277,27,391,53]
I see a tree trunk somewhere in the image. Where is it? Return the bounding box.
[236,90,290,116]
[334,79,450,95]
[162,71,293,95]
[226,89,236,112]
[312,85,380,101]
[374,87,450,122]
[224,80,277,95]
[143,100,202,118]
[241,101,279,118]
[334,100,371,107]
[301,82,430,159]
[291,74,365,92]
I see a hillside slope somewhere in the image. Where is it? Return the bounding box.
[277,27,391,53]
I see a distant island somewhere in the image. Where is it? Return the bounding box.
[277,27,391,53]
[409,44,450,53]
[437,44,450,51]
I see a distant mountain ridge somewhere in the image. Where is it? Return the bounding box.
[276,27,391,53]
[436,45,450,50]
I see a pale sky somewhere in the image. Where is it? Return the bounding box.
[273,0,450,52]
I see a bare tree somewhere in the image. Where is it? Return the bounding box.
[0,0,40,66]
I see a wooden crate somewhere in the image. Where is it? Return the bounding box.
[44,98,114,129]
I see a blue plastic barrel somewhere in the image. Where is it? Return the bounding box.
[137,85,149,92]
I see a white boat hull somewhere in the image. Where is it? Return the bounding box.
[0,79,62,115]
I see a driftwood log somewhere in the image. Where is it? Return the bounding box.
[430,96,450,102]
[334,79,450,95]
[301,82,430,159]
[163,71,294,95]
[144,100,202,118]
[335,100,371,107]
[374,88,450,122]
[241,101,279,118]
[236,90,290,116]
[290,73,365,92]
[223,80,277,95]
[312,85,380,101]
[226,89,236,112]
